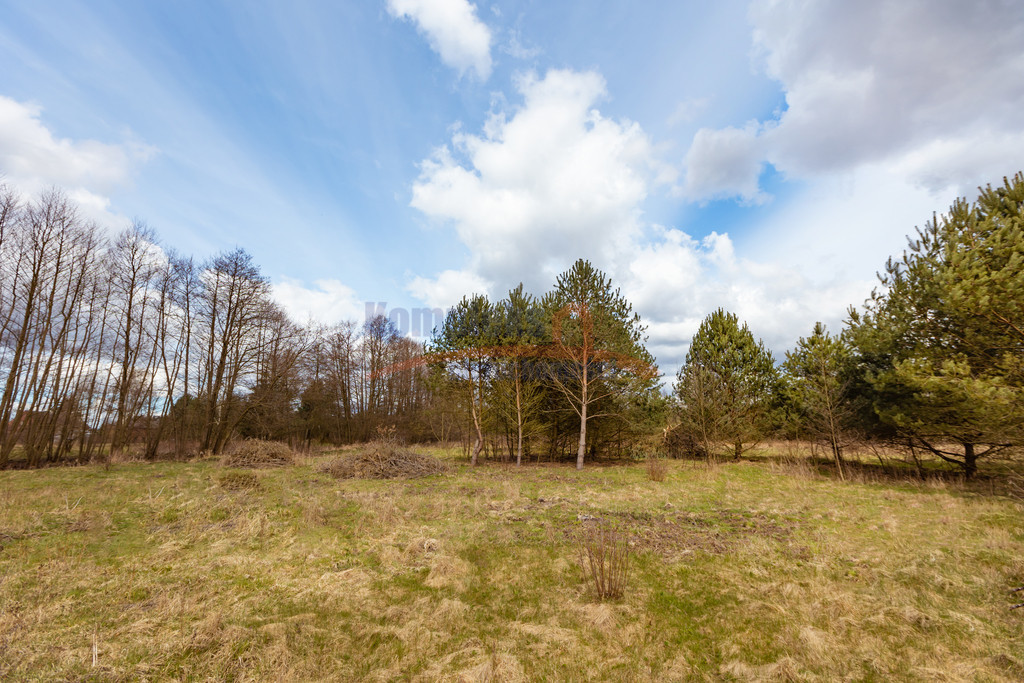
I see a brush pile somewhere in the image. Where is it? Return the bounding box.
[319,439,448,480]
[222,439,295,468]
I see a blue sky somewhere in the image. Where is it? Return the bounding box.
[2,0,1023,378]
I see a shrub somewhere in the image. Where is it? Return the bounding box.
[222,439,294,468]
[576,522,629,600]
[664,426,708,459]
[646,454,668,482]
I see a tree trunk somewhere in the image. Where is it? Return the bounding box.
[831,440,846,481]
[576,359,588,470]
[469,364,482,466]
[964,442,977,480]
[515,370,523,467]
[576,399,587,470]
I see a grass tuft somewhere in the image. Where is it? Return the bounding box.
[646,454,668,482]
[217,470,261,491]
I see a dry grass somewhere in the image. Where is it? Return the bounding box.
[217,470,261,490]
[0,446,1022,680]
[318,440,449,480]
[645,454,668,482]
[222,439,295,468]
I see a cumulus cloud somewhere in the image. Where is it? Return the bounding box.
[272,277,365,326]
[620,227,871,380]
[386,0,493,80]
[683,0,1024,201]
[408,68,663,302]
[403,68,874,376]
[406,268,491,310]
[681,123,767,204]
[0,95,153,226]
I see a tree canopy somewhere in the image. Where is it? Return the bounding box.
[674,308,777,458]
[544,259,657,469]
[847,173,1024,477]
[782,322,856,477]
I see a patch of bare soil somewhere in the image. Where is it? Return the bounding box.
[567,509,800,558]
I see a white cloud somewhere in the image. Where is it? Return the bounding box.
[744,163,953,284]
[409,68,662,296]
[272,277,365,326]
[683,0,1024,201]
[501,29,542,61]
[403,68,877,378]
[406,268,491,310]
[681,122,767,204]
[666,97,710,127]
[0,95,154,226]
[386,0,493,80]
[620,227,872,380]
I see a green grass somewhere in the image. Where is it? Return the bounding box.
[0,448,1022,681]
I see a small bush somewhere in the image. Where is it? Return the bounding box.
[576,522,630,601]
[646,454,668,482]
[222,439,294,469]
[217,470,261,491]
[319,439,448,480]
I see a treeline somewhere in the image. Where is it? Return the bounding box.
[2,173,1021,476]
[0,186,434,466]
[672,173,1024,478]
[0,185,658,468]
[301,262,662,468]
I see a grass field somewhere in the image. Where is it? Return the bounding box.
[1,446,1022,681]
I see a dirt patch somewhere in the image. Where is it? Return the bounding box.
[567,509,798,557]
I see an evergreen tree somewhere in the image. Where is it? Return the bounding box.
[782,322,856,478]
[430,294,493,465]
[544,259,655,469]
[674,309,776,458]
[847,173,1024,478]
[491,284,546,465]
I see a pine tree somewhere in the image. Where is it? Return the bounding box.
[847,173,1024,477]
[782,322,856,478]
[430,294,493,465]
[674,309,776,458]
[544,259,655,469]
[491,284,546,465]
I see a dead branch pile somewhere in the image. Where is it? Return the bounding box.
[318,441,448,480]
[222,439,295,468]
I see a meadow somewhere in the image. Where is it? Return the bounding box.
[1,446,1021,681]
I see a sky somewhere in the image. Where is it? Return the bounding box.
[2,0,1023,381]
